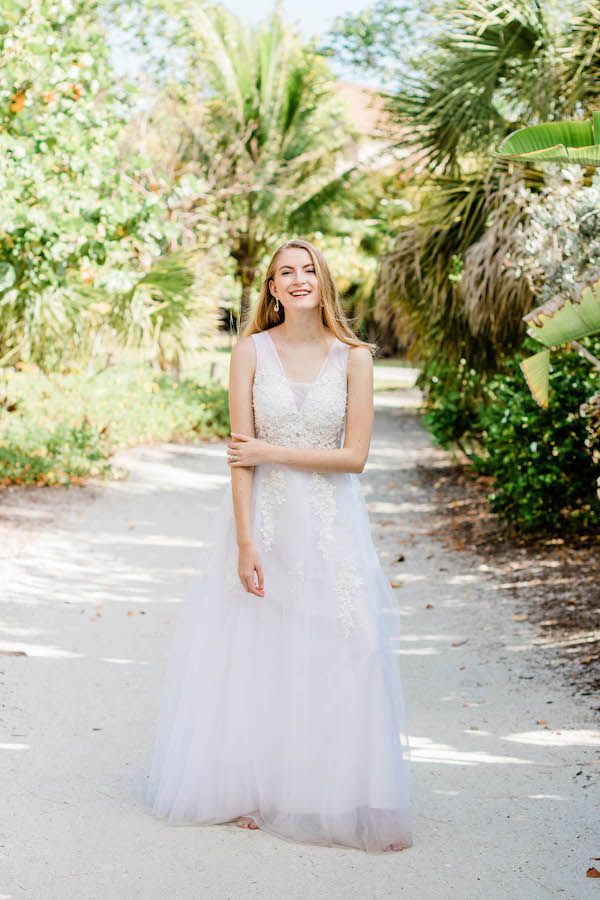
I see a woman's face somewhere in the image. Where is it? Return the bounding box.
[269,247,320,312]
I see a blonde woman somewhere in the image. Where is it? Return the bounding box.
[146,239,413,853]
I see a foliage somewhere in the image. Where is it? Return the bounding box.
[472,339,600,533]
[134,2,363,327]
[418,334,600,533]
[496,113,600,167]
[375,167,538,368]
[418,356,485,454]
[0,0,196,372]
[366,0,599,374]
[388,0,565,174]
[321,0,421,87]
[504,166,600,406]
[0,418,113,486]
[0,364,230,486]
[510,166,600,307]
[519,284,600,407]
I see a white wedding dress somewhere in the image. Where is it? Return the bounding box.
[145,329,414,853]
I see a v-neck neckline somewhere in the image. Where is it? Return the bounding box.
[265,329,337,385]
[266,329,338,412]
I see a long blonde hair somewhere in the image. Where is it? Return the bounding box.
[239,238,376,354]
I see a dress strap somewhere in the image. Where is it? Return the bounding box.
[332,337,351,380]
[250,330,270,377]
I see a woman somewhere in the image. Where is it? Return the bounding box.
[145,238,414,853]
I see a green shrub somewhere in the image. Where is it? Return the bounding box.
[0,365,230,487]
[151,375,230,440]
[0,418,113,486]
[417,356,485,453]
[472,339,600,533]
[417,337,600,533]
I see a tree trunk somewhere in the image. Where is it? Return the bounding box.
[238,259,256,334]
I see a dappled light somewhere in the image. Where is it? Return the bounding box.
[1,0,598,893]
[408,735,532,767]
[505,729,600,749]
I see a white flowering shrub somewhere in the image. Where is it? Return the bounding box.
[511,164,600,302]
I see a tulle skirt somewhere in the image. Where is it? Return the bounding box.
[145,463,414,852]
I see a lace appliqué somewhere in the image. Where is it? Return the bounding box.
[260,467,287,552]
[311,472,336,555]
[252,356,347,450]
[335,555,362,637]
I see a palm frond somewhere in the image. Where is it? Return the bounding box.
[460,172,534,344]
[388,0,555,173]
[375,164,543,370]
[564,0,600,110]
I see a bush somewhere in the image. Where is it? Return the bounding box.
[0,366,230,487]
[417,356,485,454]
[0,418,113,486]
[472,339,600,533]
[417,337,600,533]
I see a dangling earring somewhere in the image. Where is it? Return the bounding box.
[274,295,279,313]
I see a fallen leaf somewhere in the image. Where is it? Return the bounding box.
[513,612,529,621]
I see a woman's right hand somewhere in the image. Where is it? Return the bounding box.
[237,541,265,597]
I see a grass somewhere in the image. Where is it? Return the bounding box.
[0,364,229,487]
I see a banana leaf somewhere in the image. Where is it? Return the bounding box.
[524,281,600,346]
[495,112,600,166]
[520,348,551,407]
[520,279,600,406]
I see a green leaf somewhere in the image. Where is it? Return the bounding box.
[520,348,550,408]
[496,115,600,167]
[523,279,600,347]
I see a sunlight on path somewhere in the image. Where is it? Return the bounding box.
[0,397,597,899]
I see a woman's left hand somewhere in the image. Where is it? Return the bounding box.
[226,432,275,467]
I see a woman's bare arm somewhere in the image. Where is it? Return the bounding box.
[270,345,374,474]
[228,336,257,544]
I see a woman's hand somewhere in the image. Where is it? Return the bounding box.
[227,432,276,467]
[237,541,264,597]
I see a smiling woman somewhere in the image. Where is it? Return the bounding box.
[145,239,414,854]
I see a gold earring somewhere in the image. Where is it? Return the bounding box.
[274,295,279,313]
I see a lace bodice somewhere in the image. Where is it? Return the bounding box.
[251,330,349,449]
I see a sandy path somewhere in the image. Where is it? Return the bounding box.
[0,391,598,899]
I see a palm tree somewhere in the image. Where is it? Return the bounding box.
[375,0,597,374]
[156,5,360,330]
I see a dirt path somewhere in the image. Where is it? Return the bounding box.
[1,391,598,899]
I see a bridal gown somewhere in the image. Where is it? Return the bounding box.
[145,328,414,853]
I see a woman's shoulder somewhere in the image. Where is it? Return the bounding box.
[346,341,374,362]
[236,330,269,347]
[230,334,259,370]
